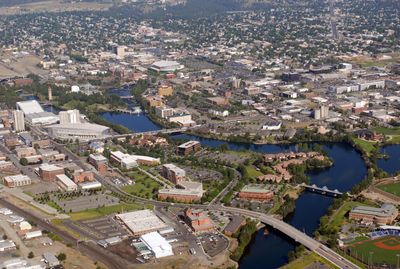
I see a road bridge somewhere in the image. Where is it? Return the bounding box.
[301,183,343,197]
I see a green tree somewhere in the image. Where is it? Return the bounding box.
[28,251,34,259]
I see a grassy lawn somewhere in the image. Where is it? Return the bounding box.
[122,172,161,199]
[68,203,150,221]
[348,236,400,266]
[377,182,400,197]
[352,138,377,155]
[245,165,264,178]
[328,201,363,228]
[281,252,338,269]
[373,126,400,135]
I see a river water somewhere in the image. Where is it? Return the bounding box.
[98,111,376,268]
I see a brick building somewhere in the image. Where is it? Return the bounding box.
[161,164,186,184]
[39,164,64,181]
[177,141,201,156]
[239,184,275,201]
[88,154,108,174]
[349,204,398,225]
[183,208,214,233]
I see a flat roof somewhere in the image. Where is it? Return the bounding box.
[116,210,167,234]
[140,232,173,258]
[56,174,77,188]
[178,140,200,149]
[39,164,63,172]
[16,100,44,114]
[351,204,397,218]
[241,184,273,193]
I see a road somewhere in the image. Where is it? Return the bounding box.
[52,141,360,268]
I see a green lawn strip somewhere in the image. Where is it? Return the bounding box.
[327,201,363,228]
[68,203,150,221]
[245,165,263,178]
[373,126,400,135]
[352,138,377,155]
[377,182,400,197]
[348,236,400,265]
[281,252,339,269]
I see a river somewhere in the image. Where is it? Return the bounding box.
[99,111,371,268]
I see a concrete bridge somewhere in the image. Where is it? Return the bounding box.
[301,183,343,197]
[215,206,360,269]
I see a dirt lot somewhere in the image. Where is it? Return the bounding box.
[108,240,139,263]
[0,53,49,79]
[0,0,112,15]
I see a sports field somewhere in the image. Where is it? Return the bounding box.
[378,182,400,197]
[348,236,400,266]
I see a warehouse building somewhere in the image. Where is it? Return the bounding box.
[140,232,173,258]
[116,210,167,235]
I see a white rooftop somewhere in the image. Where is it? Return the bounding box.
[16,100,44,114]
[140,232,173,258]
[116,210,167,235]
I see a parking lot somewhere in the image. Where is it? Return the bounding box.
[198,232,229,257]
[65,216,129,240]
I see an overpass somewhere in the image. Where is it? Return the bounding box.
[301,183,343,197]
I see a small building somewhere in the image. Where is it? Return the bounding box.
[239,184,274,201]
[24,230,42,240]
[0,240,16,252]
[262,121,282,131]
[3,175,31,188]
[177,141,201,156]
[158,85,173,97]
[56,174,78,192]
[140,232,173,258]
[42,252,60,267]
[73,170,94,183]
[78,181,102,190]
[110,151,160,169]
[349,203,398,225]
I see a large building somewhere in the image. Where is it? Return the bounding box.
[158,85,173,97]
[155,106,174,118]
[183,209,214,233]
[177,141,201,156]
[150,61,183,72]
[110,151,160,169]
[158,182,203,203]
[161,164,186,184]
[59,110,80,124]
[239,184,274,201]
[140,232,173,258]
[116,210,167,235]
[12,110,25,132]
[38,164,64,181]
[3,175,31,188]
[349,204,398,225]
[46,123,110,141]
[16,100,58,125]
[314,105,329,120]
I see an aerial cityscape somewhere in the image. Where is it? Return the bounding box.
[0,0,399,268]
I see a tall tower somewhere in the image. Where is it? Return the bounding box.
[13,110,25,132]
[48,86,53,101]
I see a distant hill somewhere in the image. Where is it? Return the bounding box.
[0,0,45,7]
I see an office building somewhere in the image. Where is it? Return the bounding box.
[158,182,203,203]
[183,208,214,233]
[12,110,25,132]
[155,106,174,118]
[3,175,31,188]
[161,164,186,184]
[116,210,167,235]
[239,184,274,201]
[349,203,398,225]
[89,154,108,174]
[177,141,201,156]
[59,109,80,124]
[39,164,64,181]
[110,151,160,169]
